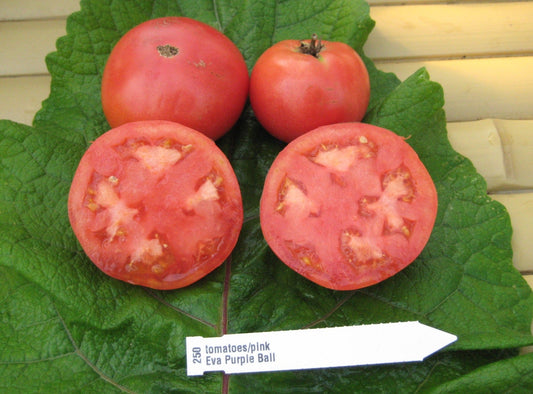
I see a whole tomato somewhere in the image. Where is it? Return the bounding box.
[250,35,370,143]
[101,17,249,140]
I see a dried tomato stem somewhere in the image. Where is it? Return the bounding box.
[299,33,324,57]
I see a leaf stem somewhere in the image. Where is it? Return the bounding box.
[145,289,217,328]
[221,256,232,336]
[221,256,232,393]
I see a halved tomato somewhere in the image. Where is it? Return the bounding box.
[68,120,243,290]
[259,122,438,291]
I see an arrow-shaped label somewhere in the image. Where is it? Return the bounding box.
[186,321,457,376]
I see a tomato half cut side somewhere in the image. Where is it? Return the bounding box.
[259,122,438,291]
[68,120,243,290]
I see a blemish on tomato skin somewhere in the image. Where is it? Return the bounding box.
[194,60,206,68]
[157,44,179,58]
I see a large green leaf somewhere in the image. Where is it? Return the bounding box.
[1,0,532,392]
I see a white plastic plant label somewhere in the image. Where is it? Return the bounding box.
[186,321,457,376]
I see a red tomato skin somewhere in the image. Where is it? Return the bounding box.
[101,17,249,140]
[68,120,243,290]
[250,39,370,143]
[259,122,438,291]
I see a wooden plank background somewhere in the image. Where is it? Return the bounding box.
[0,0,532,295]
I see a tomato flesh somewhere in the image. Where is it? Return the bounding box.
[68,120,243,290]
[260,122,438,291]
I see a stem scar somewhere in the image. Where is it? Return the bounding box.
[157,44,179,58]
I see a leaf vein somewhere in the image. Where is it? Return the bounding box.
[145,289,217,329]
[52,302,137,394]
[302,291,356,329]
